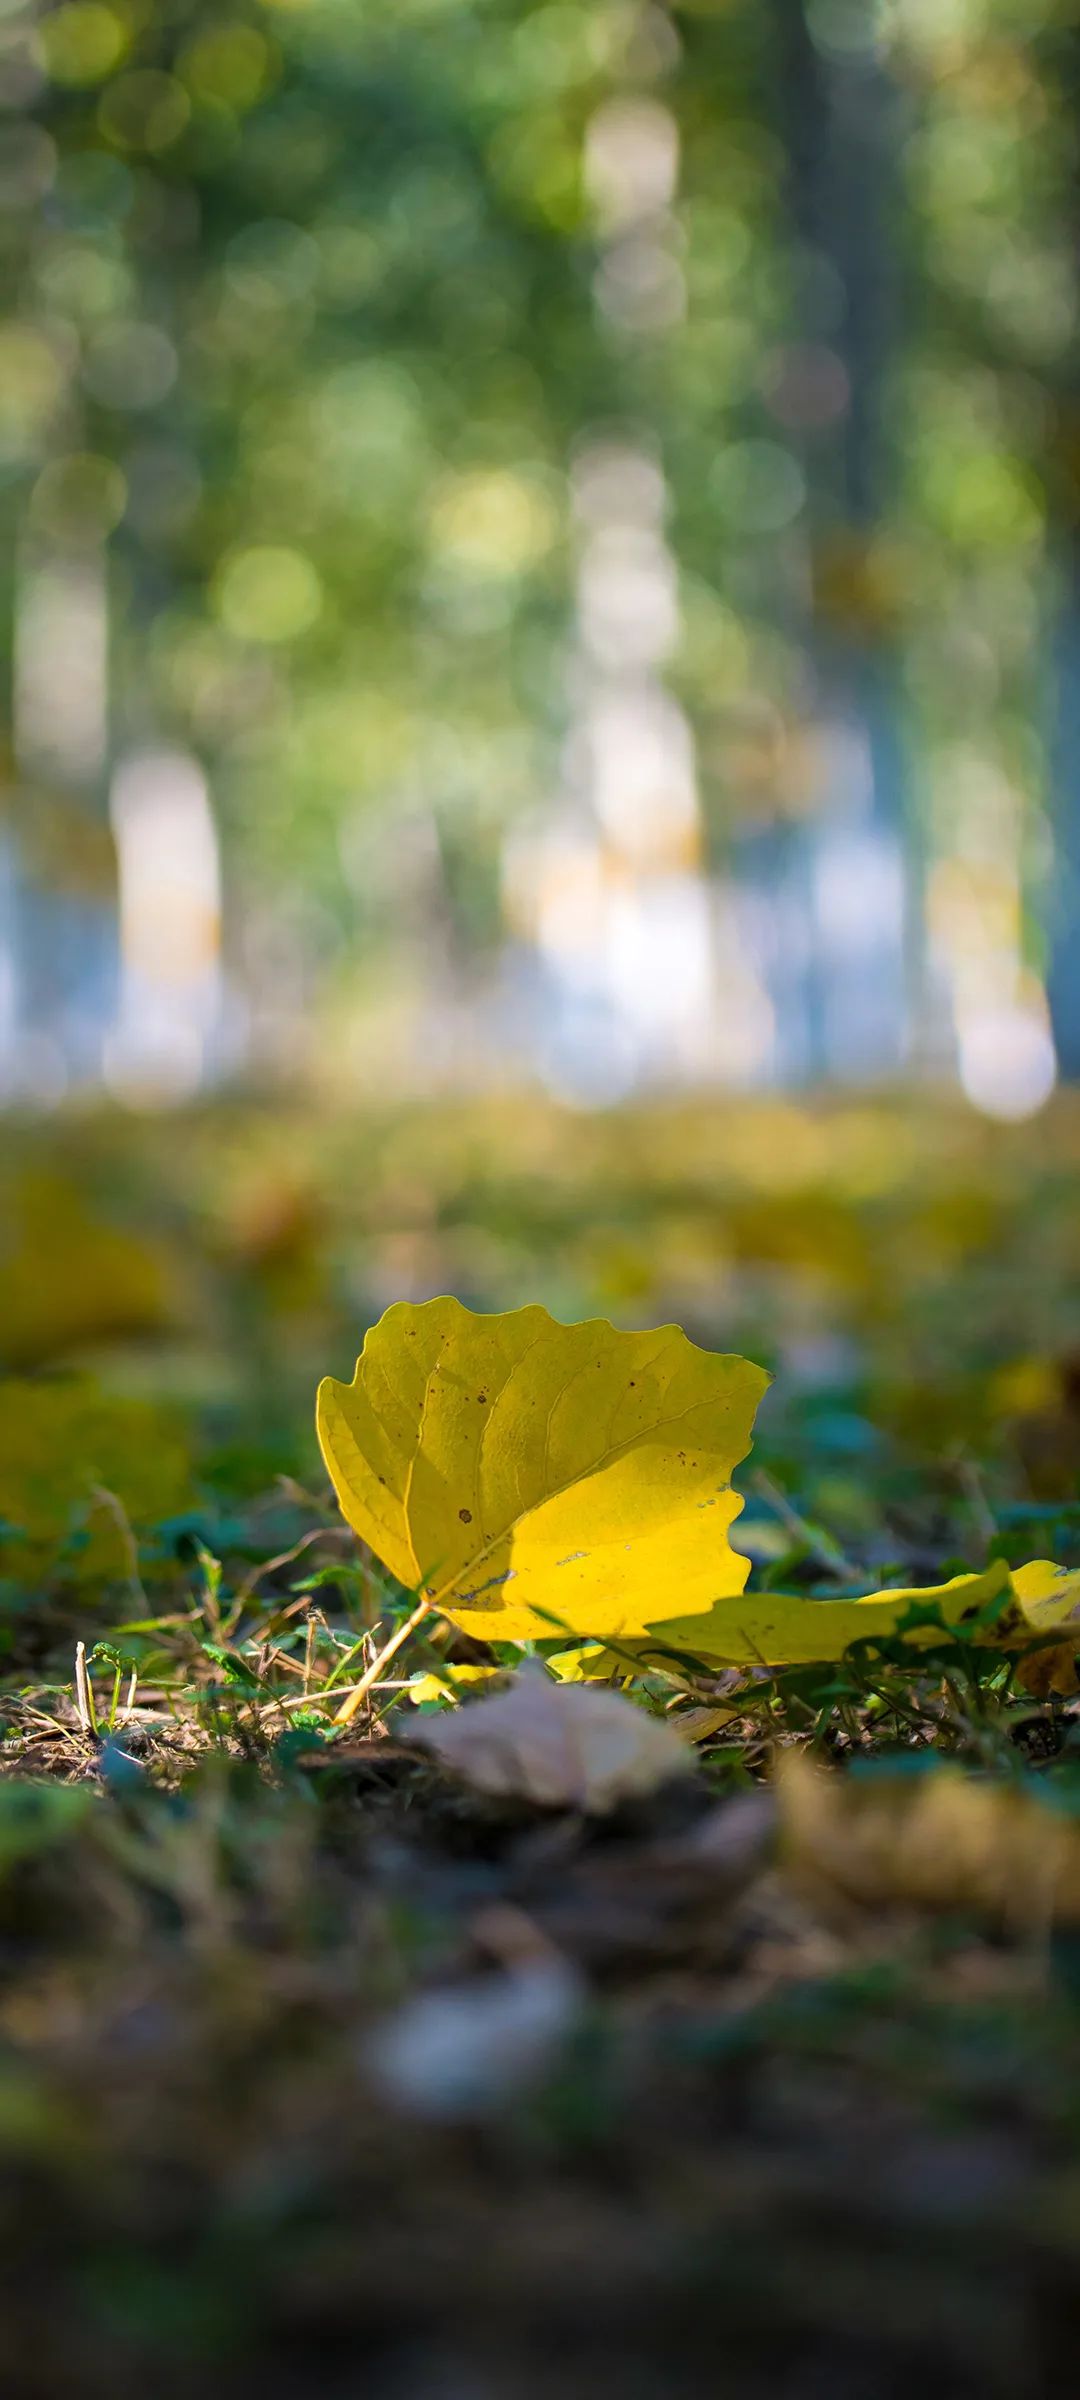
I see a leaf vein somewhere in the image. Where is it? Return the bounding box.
[429,1383,748,1613]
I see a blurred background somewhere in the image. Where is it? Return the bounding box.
[4,0,1080,1119]
[8,0,1080,1530]
[9,17,1080,2375]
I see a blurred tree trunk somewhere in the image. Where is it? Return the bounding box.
[1047,609,1080,1076]
[1045,29,1080,1078]
[10,536,117,1094]
[762,0,914,1082]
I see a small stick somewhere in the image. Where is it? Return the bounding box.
[74,1642,98,1738]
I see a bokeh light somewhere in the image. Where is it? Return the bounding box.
[0,0,1076,1113]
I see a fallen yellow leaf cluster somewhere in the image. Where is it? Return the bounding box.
[317,1300,1080,1702]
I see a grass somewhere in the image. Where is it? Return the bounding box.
[3,1092,1080,2393]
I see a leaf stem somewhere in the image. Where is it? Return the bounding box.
[332,1595,434,1726]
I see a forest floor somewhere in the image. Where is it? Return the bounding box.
[3,1092,1080,2397]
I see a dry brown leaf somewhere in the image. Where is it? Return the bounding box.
[1014,1641,1080,1700]
[779,1752,1080,1931]
[675,1703,746,1743]
[410,1666,697,1812]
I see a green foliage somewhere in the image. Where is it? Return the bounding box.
[6,0,1072,975]
[0,1378,192,1585]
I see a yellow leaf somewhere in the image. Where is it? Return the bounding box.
[317,1297,770,1645]
[410,1666,696,1811]
[1008,1557,1080,1633]
[316,1300,1080,1683]
[405,1663,500,1706]
[640,1561,1014,1668]
[1008,1562,1080,1695]
[546,1643,631,1683]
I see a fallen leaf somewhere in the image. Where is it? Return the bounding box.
[546,1642,635,1682]
[1009,1557,1080,1633]
[674,1703,747,1743]
[1014,1642,1080,1700]
[405,1663,500,1706]
[642,1561,1014,1666]
[409,1666,697,1811]
[779,1752,1080,1930]
[318,1296,770,1643]
[316,1298,1080,1681]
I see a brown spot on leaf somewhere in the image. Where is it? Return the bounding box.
[459,1507,473,1524]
